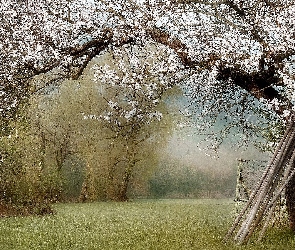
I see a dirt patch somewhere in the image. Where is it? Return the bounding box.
[0,203,54,217]
[0,203,19,217]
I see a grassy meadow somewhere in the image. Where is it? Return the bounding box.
[0,199,294,250]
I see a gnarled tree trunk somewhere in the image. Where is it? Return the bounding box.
[286,172,295,231]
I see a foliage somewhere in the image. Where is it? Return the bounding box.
[28,56,179,201]
[1,0,294,124]
[0,199,294,250]
[149,162,236,199]
[0,113,55,216]
[59,156,85,201]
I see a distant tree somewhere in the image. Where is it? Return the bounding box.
[0,111,56,216]
[88,44,181,200]
[149,159,236,199]
[30,47,177,201]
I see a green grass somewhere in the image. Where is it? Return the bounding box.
[0,199,294,250]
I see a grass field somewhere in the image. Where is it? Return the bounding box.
[0,199,294,250]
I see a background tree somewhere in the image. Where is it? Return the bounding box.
[29,43,179,201]
[0,108,56,216]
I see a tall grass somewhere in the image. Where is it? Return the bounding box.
[0,199,294,249]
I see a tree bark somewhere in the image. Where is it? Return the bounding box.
[286,171,295,231]
[117,163,134,202]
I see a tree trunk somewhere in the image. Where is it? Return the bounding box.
[117,163,134,202]
[116,140,137,202]
[286,171,295,232]
[79,163,95,202]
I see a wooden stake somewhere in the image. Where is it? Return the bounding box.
[226,119,295,244]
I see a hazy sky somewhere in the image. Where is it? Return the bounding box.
[163,130,270,174]
[161,91,272,176]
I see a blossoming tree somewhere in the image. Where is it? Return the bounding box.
[1,0,295,242]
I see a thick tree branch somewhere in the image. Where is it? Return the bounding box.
[149,27,293,117]
[149,28,219,69]
[224,0,246,17]
[216,64,293,116]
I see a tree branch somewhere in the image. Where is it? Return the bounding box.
[149,28,219,69]
[216,63,292,116]
[224,0,245,17]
